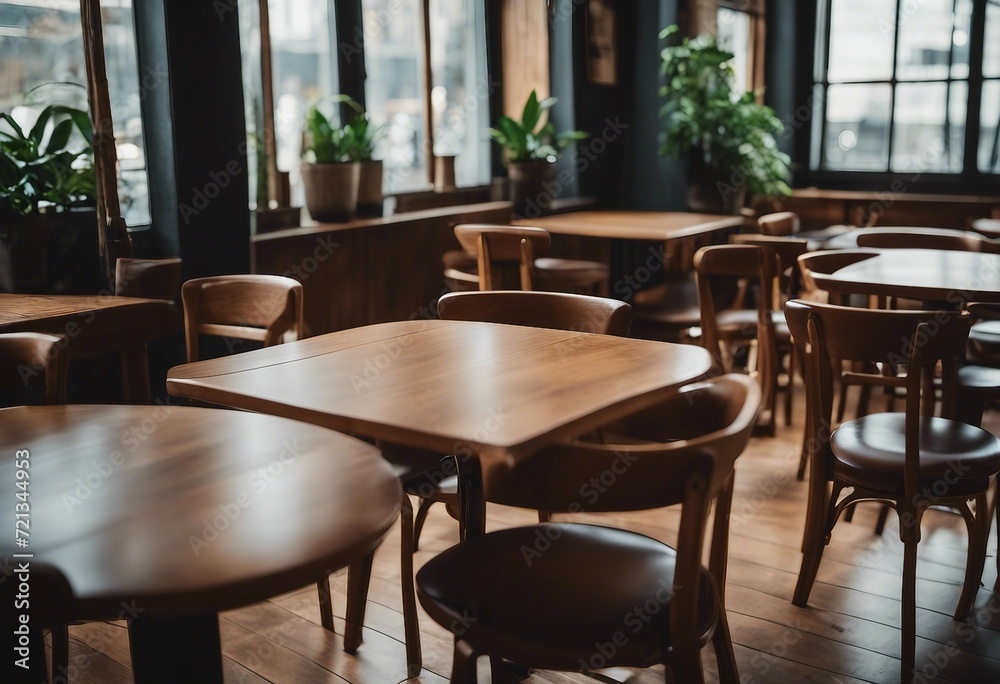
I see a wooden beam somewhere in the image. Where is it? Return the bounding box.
[501,0,549,119]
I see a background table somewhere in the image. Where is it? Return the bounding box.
[808,248,1000,303]
[0,404,400,683]
[519,210,744,242]
[0,294,178,402]
[166,319,713,465]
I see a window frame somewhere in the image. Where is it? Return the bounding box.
[799,0,997,193]
[718,0,766,95]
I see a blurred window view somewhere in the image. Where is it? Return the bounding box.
[0,0,151,225]
[717,6,753,94]
[813,0,997,175]
[240,0,490,205]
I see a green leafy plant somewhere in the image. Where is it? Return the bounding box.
[304,95,383,163]
[0,103,96,215]
[659,24,790,198]
[489,90,588,163]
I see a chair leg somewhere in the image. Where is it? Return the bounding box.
[452,639,479,684]
[343,549,374,652]
[874,504,891,537]
[901,532,919,684]
[784,346,794,427]
[995,477,1000,594]
[955,493,990,620]
[712,610,740,684]
[317,575,335,632]
[844,503,856,523]
[794,483,836,607]
[52,625,69,684]
[412,497,435,553]
[537,510,551,523]
[399,494,423,678]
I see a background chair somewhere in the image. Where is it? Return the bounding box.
[785,299,1000,683]
[694,244,779,434]
[855,228,986,254]
[181,274,305,362]
[449,224,609,295]
[0,332,68,405]
[416,374,759,684]
[115,257,183,301]
[407,290,634,549]
[757,211,800,236]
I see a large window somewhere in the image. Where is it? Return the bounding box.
[716,0,765,95]
[361,0,490,193]
[812,0,997,177]
[0,0,150,225]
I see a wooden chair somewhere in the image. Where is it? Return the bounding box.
[0,332,68,405]
[785,299,1000,684]
[115,257,183,301]
[181,274,305,362]
[406,290,635,548]
[956,303,1000,428]
[415,374,760,683]
[1,562,74,683]
[757,211,800,236]
[694,244,779,434]
[451,224,609,295]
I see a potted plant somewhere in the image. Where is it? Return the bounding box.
[301,96,361,222]
[659,25,791,214]
[0,96,100,293]
[342,99,385,217]
[489,90,588,216]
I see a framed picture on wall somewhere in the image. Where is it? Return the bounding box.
[586,0,617,86]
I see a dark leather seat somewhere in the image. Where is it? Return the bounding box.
[417,523,719,671]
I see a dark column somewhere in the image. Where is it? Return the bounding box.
[132,0,250,279]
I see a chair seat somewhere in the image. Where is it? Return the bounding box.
[534,258,609,288]
[958,364,1000,393]
[633,304,702,327]
[831,413,1000,493]
[968,321,1000,364]
[716,309,790,341]
[416,523,718,671]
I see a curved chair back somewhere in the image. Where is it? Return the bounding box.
[437,291,632,337]
[181,275,305,362]
[482,374,760,514]
[731,234,811,298]
[0,332,68,404]
[797,249,879,304]
[757,211,799,236]
[856,228,985,252]
[115,258,183,301]
[454,224,551,291]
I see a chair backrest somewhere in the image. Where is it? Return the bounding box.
[784,299,970,503]
[437,291,633,337]
[694,244,776,371]
[115,258,183,301]
[0,332,68,404]
[181,275,305,362]
[757,211,799,236]
[453,224,551,291]
[855,228,985,252]
[797,249,879,305]
[483,374,759,650]
[731,234,812,298]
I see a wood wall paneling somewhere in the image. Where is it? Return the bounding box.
[501,0,550,119]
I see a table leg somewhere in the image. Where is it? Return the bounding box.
[128,614,223,683]
[457,456,485,541]
[120,343,151,404]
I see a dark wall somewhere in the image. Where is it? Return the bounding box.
[550,0,684,211]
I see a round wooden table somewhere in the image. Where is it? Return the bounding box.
[808,248,1000,303]
[0,405,400,683]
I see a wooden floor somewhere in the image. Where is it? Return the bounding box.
[59,386,1000,683]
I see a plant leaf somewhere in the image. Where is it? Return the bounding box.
[521,90,540,134]
[45,119,74,155]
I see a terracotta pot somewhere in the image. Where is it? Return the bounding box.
[356,160,383,217]
[301,161,360,222]
[686,153,747,215]
[508,159,557,219]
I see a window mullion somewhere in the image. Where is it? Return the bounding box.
[886,0,901,172]
[419,0,435,186]
[963,0,987,175]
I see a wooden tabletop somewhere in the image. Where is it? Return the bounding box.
[809,248,1000,303]
[515,211,744,241]
[0,404,400,619]
[167,320,713,464]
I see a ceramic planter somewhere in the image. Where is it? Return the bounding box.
[301,161,360,223]
[356,160,384,217]
[686,154,747,215]
[508,159,557,219]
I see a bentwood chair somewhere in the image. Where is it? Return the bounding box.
[694,244,779,434]
[855,228,987,254]
[0,332,68,405]
[415,374,759,683]
[405,290,635,548]
[757,211,800,236]
[785,300,1000,684]
[181,274,305,362]
[114,257,183,301]
[449,224,609,294]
